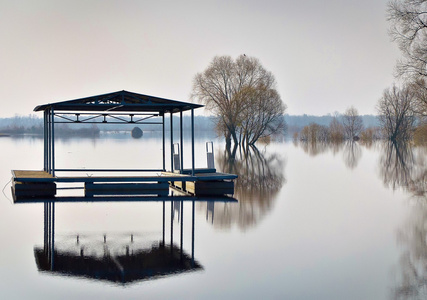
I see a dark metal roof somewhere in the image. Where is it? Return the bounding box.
[34,90,203,113]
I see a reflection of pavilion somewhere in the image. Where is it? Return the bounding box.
[35,195,236,284]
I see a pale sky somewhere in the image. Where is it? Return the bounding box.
[0,0,400,118]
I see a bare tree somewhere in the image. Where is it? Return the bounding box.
[235,85,285,145]
[409,78,427,117]
[329,116,345,141]
[388,0,427,80]
[299,123,329,142]
[342,106,364,140]
[192,55,286,145]
[377,84,416,141]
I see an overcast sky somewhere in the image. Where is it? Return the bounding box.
[0,0,400,117]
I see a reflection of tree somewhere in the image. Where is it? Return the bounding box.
[297,140,363,169]
[342,141,362,170]
[408,147,427,198]
[392,203,427,299]
[299,141,331,157]
[198,144,286,230]
[379,142,415,192]
[385,144,427,299]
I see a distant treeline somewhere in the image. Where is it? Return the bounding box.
[0,114,379,137]
[284,114,379,136]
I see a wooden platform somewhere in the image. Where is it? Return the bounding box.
[12,171,237,183]
[11,169,238,200]
[162,171,236,196]
[12,170,57,198]
[12,170,55,179]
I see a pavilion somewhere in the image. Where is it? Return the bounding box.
[12,90,237,200]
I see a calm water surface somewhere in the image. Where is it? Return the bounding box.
[0,135,425,299]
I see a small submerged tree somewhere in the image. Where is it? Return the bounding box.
[342,106,363,140]
[192,54,286,146]
[299,123,329,142]
[329,116,345,142]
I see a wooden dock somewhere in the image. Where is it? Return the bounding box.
[161,171,236,196]
[11,169,237,201]
[12,170,56,197]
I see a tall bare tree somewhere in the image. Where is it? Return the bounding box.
[388,0,427,80]
[388,0,427,121]
[342,106,364,140]
[192,55,286,145]
[377,84,416,141]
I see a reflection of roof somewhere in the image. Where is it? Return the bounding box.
[34,243,202,284]
[34,90,203,113]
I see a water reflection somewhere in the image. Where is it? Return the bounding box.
[342,141,362,169]
[35,200,205,284]
[198,144,286,230]
[382,142,427,298]
[392,202,427,299]
[298,140,332,156]
[295,140,363,169]
[379,141,427,198]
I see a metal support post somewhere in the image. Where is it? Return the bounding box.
[48,110,51,174]
[51,108,55,176]
[180,200,184,258]
[191,109,195,176]
[180,111,183,174]
[43,111,48,171]
[162,114,165,171]
[170,112,173,172]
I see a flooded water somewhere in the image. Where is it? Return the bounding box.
[0,135,425,299]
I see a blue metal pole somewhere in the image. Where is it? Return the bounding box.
[180,200,183,258]
[180,111,183,174]
[170,112,173,172]
[44,110,47,171]
[162,114,165,171]
[191,109,195,176]
[51,108,55,177]
[48,110,51,174]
